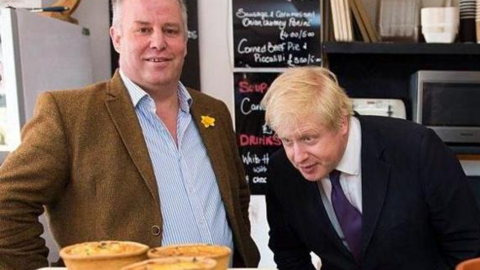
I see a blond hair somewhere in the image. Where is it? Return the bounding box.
[261,67,353,135]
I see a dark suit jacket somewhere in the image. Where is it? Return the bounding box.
[0,71,260,270]
[266,115,480,270]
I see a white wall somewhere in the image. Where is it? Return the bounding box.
[198,0,235,116]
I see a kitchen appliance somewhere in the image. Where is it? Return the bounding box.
[0,7,93,162]
[410,70,480,143]
[352,98,406,119]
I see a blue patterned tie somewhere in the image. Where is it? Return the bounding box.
[330,169,362,263]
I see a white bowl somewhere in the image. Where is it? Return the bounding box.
[421,7,459,26]
[422,24,458,34]
[423,31,457,43]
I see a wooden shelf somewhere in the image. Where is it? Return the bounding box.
[323,42,480,55]
[457,155,480,161]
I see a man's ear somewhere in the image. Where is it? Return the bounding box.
[183,39,188,57]
[340,113,349,136]
[110,26,122,54]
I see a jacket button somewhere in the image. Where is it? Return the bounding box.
[151,225,161,236]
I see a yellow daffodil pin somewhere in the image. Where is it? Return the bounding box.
[201,115,215,128]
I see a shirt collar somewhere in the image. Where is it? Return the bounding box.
[336,116,361,176]
[119,69,192,113]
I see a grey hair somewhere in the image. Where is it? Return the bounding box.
[111,0,188,37]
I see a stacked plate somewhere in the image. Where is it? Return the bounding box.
[459,0,476,41]
[460,0,477,18]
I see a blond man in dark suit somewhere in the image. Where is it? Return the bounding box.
[262,67,480,270]
[0,0,260,269]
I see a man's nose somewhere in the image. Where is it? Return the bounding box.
[292,144,308,163]
[150,30,167,50]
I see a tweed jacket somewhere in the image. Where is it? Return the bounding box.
[0,71,260,270]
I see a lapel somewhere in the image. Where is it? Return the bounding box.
[358,117,391,258]
[189,91,234,213]
[104,71,160,206]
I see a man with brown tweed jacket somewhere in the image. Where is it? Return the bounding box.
[0,0,260,269]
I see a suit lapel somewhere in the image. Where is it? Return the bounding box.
[190,97,234,212]
[104,71,160,206]
[359,117,391,258]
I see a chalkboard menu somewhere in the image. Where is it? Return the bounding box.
[234,72,283,194]
[232,0,322,68]
[182,0,201,90]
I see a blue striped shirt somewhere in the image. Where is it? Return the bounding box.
[119,71,233,251]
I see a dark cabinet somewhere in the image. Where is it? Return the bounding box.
[323,42,480,120]
[323,42,480,155]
